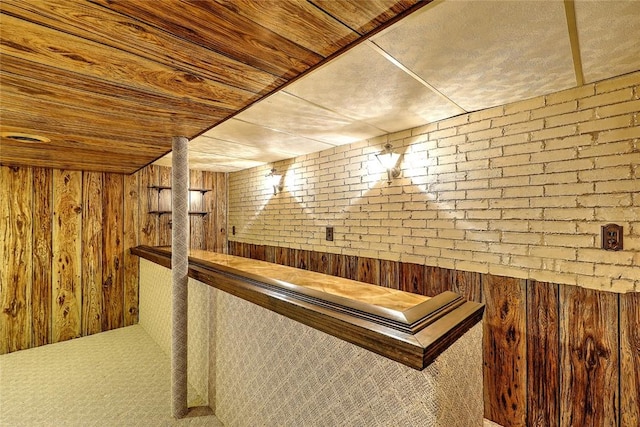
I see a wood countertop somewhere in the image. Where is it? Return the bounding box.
[132,245,484,370]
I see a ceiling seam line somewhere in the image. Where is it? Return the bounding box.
[563,0,585,86]
[366,40,466,114]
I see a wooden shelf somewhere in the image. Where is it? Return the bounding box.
[147,185,211,215]
[131,245,485,371]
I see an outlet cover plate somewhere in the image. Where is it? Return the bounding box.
[326,226,334,242]
[601,223,623,251]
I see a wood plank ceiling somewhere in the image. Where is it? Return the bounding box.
[0,0,428,174]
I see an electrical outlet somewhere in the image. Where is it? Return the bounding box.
[326,226,334,242]
[601,224,623,251]
[232,225,236,236]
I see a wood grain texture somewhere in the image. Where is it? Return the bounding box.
[81,172,103,335]
[97,0,322,79]
[214,172,227,253]
[560,286,618,427]
[294,249,310,270]
[189,170,204,249]
[216,0,358,57]
[452,269,482,303]
[31,167,52,347]
[310,251,332,275]
[102,173,124,331]
[123,172,139,326]
[157,166,171,246]
[0,166,33,354]
[52,169,82,343]
[527,280,559,427]
[310,0,422,35]
[2,0,282,94]
[483,274,527,426]
[425,265,449,297]
[620,292,640,427]
[400,262,425,295]
[379,259,400,289]
[139,165,158,246]
[357,257,380,285]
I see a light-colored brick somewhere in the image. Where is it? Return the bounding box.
[504,96,545,114]
[546,84,595,105]
[579,114,633,134]
[544,109,595,128]
[579,88,634,109]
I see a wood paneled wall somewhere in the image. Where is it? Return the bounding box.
[229,241,639,427]
[0,164,226,354]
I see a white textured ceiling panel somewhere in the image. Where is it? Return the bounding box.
[284,42,464,133]
[373,0,576,111]
[575,0,640,83]
[155,151,264,172]
[200,119,334,156]
[234,91,386,145]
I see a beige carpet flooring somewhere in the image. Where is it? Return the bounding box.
[0,325,222,427]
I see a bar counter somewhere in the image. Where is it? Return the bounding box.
[132,245,484,370]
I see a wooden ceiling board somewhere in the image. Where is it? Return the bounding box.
[1,0,285,95]
[0,139,162,174]
[310,0,422,34]
[0,71,222,126]
[0,55,232,120]
[211,0,360,58]
[92,0,323,80]
[1,13,259,111]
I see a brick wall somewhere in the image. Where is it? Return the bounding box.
[228,71,640,293]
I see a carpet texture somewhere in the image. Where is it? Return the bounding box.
[0,325,222,427]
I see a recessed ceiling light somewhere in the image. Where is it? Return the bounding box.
[1,132,51,143]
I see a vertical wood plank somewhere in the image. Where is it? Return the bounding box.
[202,171,215,251]
[158,166,172,246]
[425,265,449,296]
[379,259,400,289]
[252,244,266,261]
[215,172,227,253]
[357,257,380,285]
[275,246,291,266]
[527,280,560,427]
[483,274,527,426]
[123,171,140,326]
[344,255,358,280]
[189,170,204,249]
[0,166,33,354]
[102,173,124,331]
[310,251,332,275]
[81,172,103,335]
[264,245,276,263]
[31,167,52,347]
[294,249,309,270]
[620,292,640,427]
[560,285,618,427]
[400,262,425,295]
[453,270,482,303]
[52,169,82,343]
[139,164,158,246]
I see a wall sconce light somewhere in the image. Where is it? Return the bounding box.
[375,143,401,184]
[266,168,283,195]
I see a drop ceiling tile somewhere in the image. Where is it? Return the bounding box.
[284,42,463,133]
[199,119,334,156]
[575,0,640,83]
[234,92,386,145]
[188,135,293,162]
[154,151,264,172]
[373,0,576,111]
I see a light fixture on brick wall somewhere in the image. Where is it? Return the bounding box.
[375,143,401,184]
[266,168,283,195]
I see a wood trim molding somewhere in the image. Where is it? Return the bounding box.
[131,245,484,370]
